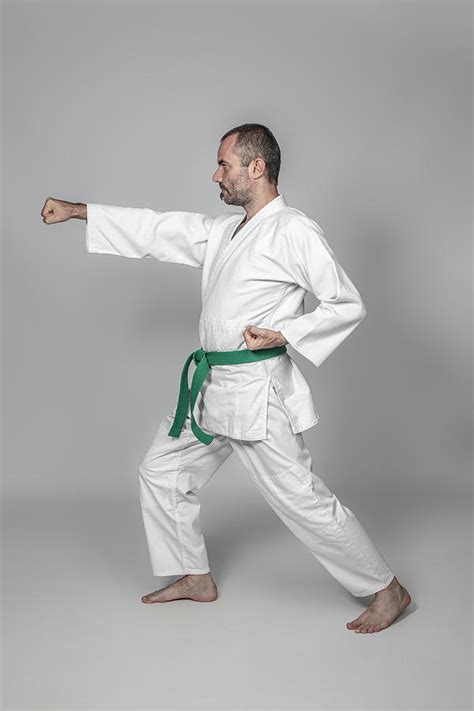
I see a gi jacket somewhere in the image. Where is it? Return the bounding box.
[85,194,366,440]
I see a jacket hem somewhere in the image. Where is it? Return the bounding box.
[193,417,319,441]
[197,424,268,441]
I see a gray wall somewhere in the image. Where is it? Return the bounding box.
[3,0,471,500]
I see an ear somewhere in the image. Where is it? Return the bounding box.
[251,157,266,179]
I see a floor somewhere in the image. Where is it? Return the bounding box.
[2,479,472,710]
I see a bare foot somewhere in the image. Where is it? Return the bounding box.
[141,572,218,604]
[346,576,412,633]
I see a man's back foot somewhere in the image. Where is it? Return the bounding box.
[346,576,412,633]
[141,572,218,603]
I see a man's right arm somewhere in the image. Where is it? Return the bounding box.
[40,197,214,268]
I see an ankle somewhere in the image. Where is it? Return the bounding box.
[375,576,401,595]
[188,572,212,578]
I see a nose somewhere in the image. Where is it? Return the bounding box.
[212,166,224,183]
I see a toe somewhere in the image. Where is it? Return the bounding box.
[142,592,161,603]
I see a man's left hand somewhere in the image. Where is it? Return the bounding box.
[243,325,288,350]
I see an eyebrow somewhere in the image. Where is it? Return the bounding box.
[217,159,230,165]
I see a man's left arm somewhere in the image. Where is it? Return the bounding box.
[274,215,366,367]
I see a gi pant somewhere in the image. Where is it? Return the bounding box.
[138,383,395,597]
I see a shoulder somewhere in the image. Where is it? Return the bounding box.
[278,207,337,261]
[280,206,325,236]
[277,206,326,247]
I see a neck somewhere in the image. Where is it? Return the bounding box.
[242,188,280,221]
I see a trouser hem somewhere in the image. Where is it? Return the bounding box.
[153,568,211,576]
[351,573,396,597]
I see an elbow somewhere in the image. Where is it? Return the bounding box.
[345,296,366,329]
[358,299,367,323]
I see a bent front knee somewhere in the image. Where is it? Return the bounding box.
[137,459,176,510]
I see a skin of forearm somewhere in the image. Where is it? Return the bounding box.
[70,202,87,220]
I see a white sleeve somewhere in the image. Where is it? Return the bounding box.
[278,215,367,367]
[85,203,215,268]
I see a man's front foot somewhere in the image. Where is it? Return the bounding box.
[141,572,218,604]
[346,576,412,633]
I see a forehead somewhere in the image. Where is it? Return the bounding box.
[217,134,239,163]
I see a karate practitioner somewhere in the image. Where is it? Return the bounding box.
[41,122,411,633]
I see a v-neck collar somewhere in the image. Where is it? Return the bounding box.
[203,193,288,305]
[227,193,287,243]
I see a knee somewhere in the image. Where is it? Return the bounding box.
[137,451,163,486]
[137,454,152,484]
[310,473,335,502]
[137,454,176,511]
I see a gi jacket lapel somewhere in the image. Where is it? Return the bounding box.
[210,193,288,285]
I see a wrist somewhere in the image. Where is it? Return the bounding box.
[70,202,87,220]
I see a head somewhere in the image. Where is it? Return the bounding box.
[212,123,281,207]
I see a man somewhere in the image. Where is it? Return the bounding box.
[41,123,411,633]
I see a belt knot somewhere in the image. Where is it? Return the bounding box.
[167,344,287,445]
[193,348,206,365]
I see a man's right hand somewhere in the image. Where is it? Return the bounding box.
[41,198,86,224]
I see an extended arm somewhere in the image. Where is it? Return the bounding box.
[40,197,215,268]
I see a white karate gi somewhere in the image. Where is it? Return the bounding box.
[85,194,395,596]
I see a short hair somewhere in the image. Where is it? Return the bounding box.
[219,123,281,185]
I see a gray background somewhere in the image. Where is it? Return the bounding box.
[2,0,472,709]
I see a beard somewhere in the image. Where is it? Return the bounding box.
[219,182,252,207]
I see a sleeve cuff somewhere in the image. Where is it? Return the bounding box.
[85,203,109,254]
[279,319,325,368]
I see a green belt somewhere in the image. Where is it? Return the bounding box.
[168,345,287,445]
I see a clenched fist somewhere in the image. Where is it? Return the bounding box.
[243,325,288,350]
[40,197,86,224]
